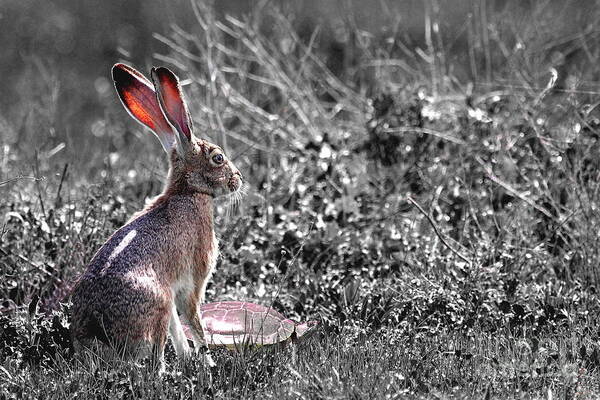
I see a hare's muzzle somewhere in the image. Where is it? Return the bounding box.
[228,171,243,192]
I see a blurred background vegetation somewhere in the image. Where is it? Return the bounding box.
[2,0,599,159]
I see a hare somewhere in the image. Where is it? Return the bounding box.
[70,63,242,369]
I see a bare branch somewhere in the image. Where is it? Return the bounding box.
[407,195,472,267]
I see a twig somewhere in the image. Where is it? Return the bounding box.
[533,68,558,107]
[33,150,46,220]
[0,365,20,384]
[0,176,42,187]
[383,127,466,145]
[0,247,60,281]
[407,195,472,266]
[0,246,37,268]
[54,163,69,208]
[475,156,558,221]
[269,219,315,308]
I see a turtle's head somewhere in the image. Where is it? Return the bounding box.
[295,320,319,339]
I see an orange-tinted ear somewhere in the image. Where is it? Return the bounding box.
[112,63,175,152]
[150,67,193,155]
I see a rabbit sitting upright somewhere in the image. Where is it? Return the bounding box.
[70,63,242,370]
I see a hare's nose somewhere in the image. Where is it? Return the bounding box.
[235,170,243,182]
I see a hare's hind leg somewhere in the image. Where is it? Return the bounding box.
[169,302,191,357]
[151,319,169,374]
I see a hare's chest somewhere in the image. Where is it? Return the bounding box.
[203,234,218,287]
[172,233,218,298]
[188,230,219,274]
[206,233,219,274]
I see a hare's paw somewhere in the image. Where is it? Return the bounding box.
[204,351,216,369]
[157,359,166,375]
[196,343,216,368]
[170,333,191,357]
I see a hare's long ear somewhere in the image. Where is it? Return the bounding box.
[150,67,193,157]
[111,63,175,152]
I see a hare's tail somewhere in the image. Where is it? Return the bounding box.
[41,274,81,314]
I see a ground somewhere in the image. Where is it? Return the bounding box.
[1,1,600,398]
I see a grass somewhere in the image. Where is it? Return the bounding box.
[2,0,600,398]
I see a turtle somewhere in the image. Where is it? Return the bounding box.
[182,301,318,350]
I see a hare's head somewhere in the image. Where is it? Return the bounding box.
[112,63,242,197]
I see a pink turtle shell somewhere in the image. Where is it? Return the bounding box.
[184,301,317,348]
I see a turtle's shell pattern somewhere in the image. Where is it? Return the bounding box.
[199,301,298,347]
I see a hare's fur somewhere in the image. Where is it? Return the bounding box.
[70,64,241,368]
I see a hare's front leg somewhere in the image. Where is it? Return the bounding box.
[183,294,216,368]
[168,302,191,357]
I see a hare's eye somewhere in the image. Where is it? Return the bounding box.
[212,153,224,165]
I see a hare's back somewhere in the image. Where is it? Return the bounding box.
[86,205,172,276]
[71,205,173,344]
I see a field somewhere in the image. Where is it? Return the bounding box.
[2,1,600,398]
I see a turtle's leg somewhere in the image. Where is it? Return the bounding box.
[168,302,191,357]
